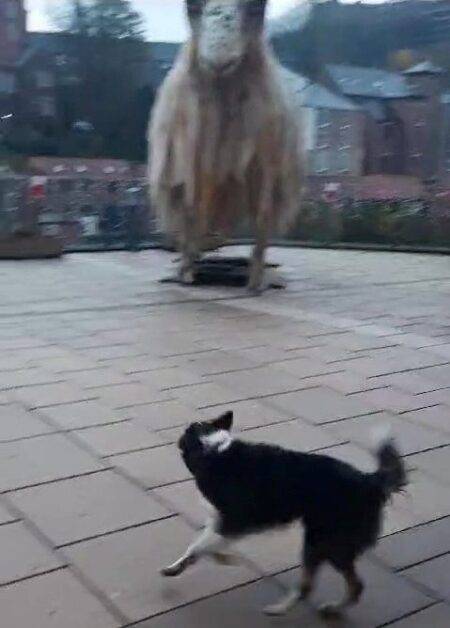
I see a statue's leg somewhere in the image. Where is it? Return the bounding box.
[248,181,271,295]
[179,204,199,284]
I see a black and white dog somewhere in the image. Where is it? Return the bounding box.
[161,411,407,616]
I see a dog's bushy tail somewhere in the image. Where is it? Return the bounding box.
[372,432,407,500]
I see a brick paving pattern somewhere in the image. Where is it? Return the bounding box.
[0,247,449,627]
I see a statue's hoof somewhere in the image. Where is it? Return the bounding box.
[180,269,195,285]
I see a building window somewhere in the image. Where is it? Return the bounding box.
[317,110,331,128]
[316,109,331,148]
[315,149,331,174]
[35,70,54,89]
[56,54,69,66]
[36,96,56,117]
[5,1,18,18]
[337,147,351,174]
[383,121,395,140]
[6,21,18,41]
[339,114,353,147]
[0,71,15,94]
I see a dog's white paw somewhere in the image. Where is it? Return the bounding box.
[263,602,290,616]
[161,564,183,577]
[161,555,196,577]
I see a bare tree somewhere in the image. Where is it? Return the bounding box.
[54,0,147,158]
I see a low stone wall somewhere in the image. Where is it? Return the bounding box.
[0,235,63,259]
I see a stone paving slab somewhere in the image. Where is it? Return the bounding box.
[403,554,450,602]
[375,516,450,571]
[10,382,97,410]
[242,418,344,452]
[40,399,129,430]
[0,569,120,628]
[73,421,165,457]
[265,386,378,424]
[400,405,450,437]
[386,603,450,628]
[383,471,450,536]
[0,367,65,391]
[0,521,63,585]
[110,444,191,489]
[407,446,450,486]
[10,471,171,547]
[325,411,450,456]
[199,398,296,430]
[0,248,449,627]
[0,501,17,525]
[130,399,199,431]
[0,434,105,492]
[134,578,285,628]
[0,404,55,441]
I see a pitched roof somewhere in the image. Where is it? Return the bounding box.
[280,67,359,112]
[268,3,312,37]
[404,61,443,75]
[326,64,418,99]
[302,82,359,111]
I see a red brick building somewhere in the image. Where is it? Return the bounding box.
[323,63,449,183]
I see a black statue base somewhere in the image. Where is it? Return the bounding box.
[160,256,284,288]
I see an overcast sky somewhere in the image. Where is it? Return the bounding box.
[26,0,302,41]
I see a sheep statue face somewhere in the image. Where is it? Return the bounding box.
[186,0,268,76]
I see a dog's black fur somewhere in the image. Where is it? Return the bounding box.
[177,410,407,610]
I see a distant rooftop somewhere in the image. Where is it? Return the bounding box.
[326,64,419,99]
[268,3,312,37]
[280,67,359,112]
[404,61,443,75]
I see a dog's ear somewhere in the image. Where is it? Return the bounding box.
[211,411,233,432]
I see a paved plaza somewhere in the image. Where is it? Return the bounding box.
[0,246,449,627]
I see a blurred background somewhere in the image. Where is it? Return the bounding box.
[0,0,449,256]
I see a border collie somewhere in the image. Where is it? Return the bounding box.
[161,411,407,616]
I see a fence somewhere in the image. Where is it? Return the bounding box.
[0,175,157,251]
[1,174,449,252]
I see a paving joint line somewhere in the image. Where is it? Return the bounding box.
[0,565,68,590]
[396,550,450,574]
[1,493,129,625]
[121,573,269,628]
[55,514,178,550]
[368,361,450,379]
[376,601,441,628]
[0,468,114,495]
[196,385,321,410]
[25,396,99,411]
